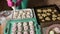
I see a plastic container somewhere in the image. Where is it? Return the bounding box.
[4,18,41,34]
[12,9,35,20]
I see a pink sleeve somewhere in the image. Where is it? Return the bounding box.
[7,0,22,7]
[7,0,14,7]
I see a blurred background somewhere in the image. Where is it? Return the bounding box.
[0,0,60,11]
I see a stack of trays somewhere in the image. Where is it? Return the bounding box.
[34,5,60,34]
[4,9,41,34]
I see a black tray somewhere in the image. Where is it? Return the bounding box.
[34,5,60,24]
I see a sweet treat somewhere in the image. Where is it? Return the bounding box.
[58,14,60,16]
[17,32,22,34]
[39,16,43,19]
[22,13,26,16]
[52,12,55,14]
[37,9,42,13]
[45,17,50,21]
[26,11,31,15]
[47,13,51,16]
[26,14,31,18]
[18,27,22,31]
[12,9,34,19]
[49,30,54,34]
[43,10,47,13]
[22,15,26,19]
[54,10,57,12]
[13,11,18,18]
[30,30,35,34]
[53,27,60,33]
[52,14,57,17]
[42,14,47,17]
[24,26,28,30]
[57,17,60,20]
[52,17,56,21]
[12,27,16,32]
[41,19,45,22]
[30,26,34,30]
[29,21,33,26]
[23,22,27,26]
[37,14,41,16]
[46,24,60,34]
[19,11,23,14]
[17,15,21,19]
[47,9,52,12]
[24,31,28,34]
[17,23,22,26]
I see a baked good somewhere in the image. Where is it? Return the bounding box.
[37,9,42,13]
[45,17,50,21]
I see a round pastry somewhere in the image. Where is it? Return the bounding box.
[57,17,60,20]
[46,24,60,34]
[30,26,34,30]
[18,27,22,31]
[26,11,30,15]
[58,14,60,17]
[52,17,56,21]
[42,14,47,17]
[17,15,21,19]
[49,30,54,34]
[29,21,33,26]
[41,19,45,22]
[24,31,28,34]
[23,22,27,26]
[37,14,41,16]
[52,12,55,14]
[17,23,22,26]
[13,12,18,19]
[26,14,31,18]
[22,13,26,16]
[47,9,52,12]
[39,16,43,19]
[12,27,16,32]
[47,13,51,16]
[53,27,60,33]
[17,32,22,34]
[45,17,51,21]
[54,9,57,12]
[19,11,23,14]
[37,9,42,13]
[22,15,26,19]
[43,10,47,13]
[24,26,28,30]
[52,14,57,17]
[30,30,35,34]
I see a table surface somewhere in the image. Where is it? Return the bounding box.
[0,23,6,34]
